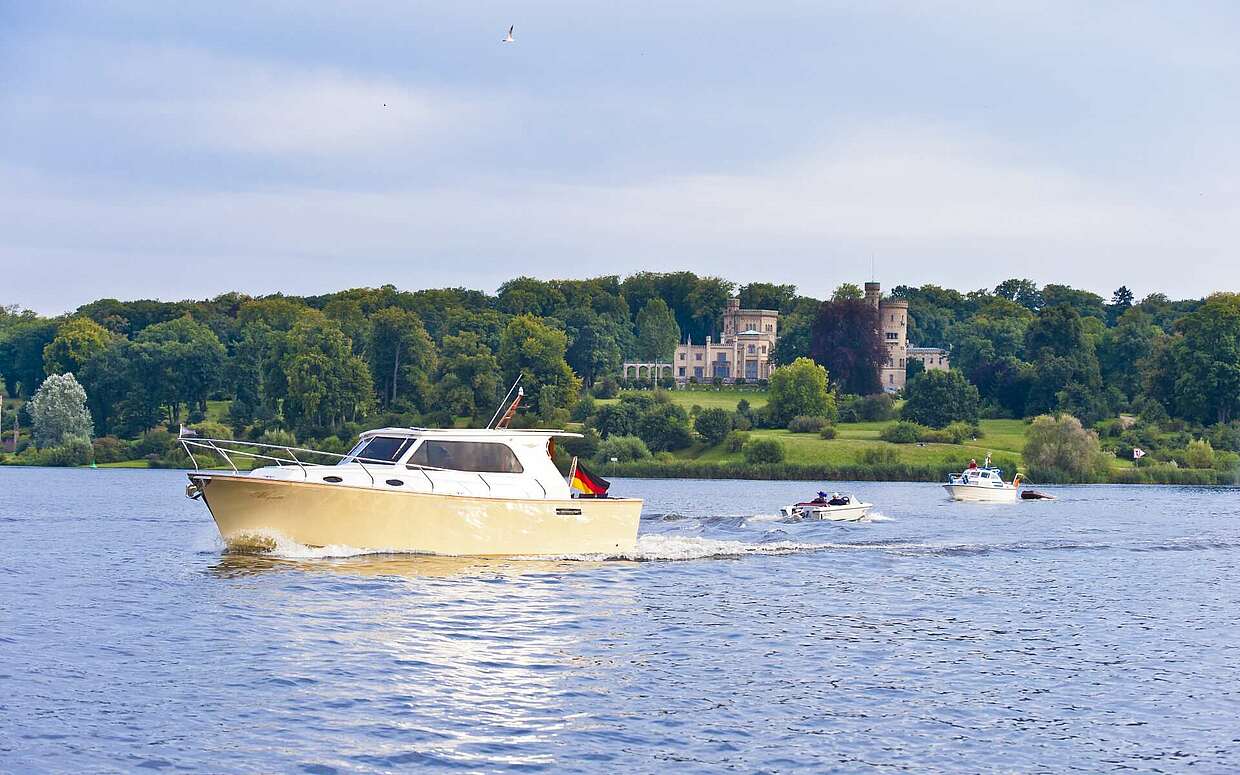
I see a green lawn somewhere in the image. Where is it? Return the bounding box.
[678,419,1029,469]
[600,387,769,411]
[206,400,232,423]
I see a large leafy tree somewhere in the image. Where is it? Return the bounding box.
[1023,304,1106,420]
[809,299,886,396]
[767,357,836,425]
[0,316,57,397]
[367,308,437,411]
[565,309,624,386]
[1098,308,1161,401]
[282,316,374,433]
[738,283,796,312]
[498,315,581,415]
[993,278,1044,311]
[633,298,680,362]
[1023,414,1106,481]
[433,332,502,421]
[770,296,820,365]
[43,317,116,376]
[28,372,92,447]
[1168,293,1240,423]
[901,369,980,427]
[134,316,228,423]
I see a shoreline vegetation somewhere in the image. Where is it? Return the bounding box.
[4,275,1240,486]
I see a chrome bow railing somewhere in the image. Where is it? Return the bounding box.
[178,435,455,492]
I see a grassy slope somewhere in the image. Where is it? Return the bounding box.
[681,419,1027,468]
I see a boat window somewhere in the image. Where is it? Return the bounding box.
[407,440,524,473]
[347,436,414,464]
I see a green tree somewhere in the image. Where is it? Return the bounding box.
[636,402,694,451]
[1184,438,1216,469]
[993,278,1044,311]
[770,297,820,365]
[0,317,57,397]
[498,315,581,414]
[282,316,374,433]
[1098,308,1161,401]
[767,357,836,425]
[901,370,980,428]
[1023,414,1107,482]
[832,283,863,301]
[42,317,115,376]
[694,407,734,445]
[135,316,228,423]
[738,283,796,312]
[433,332,502,421]
[28,372,93,447]
[1023,305,1107,420]
[1107,285,1135,326]
[565,309,624,386]
[633,298,680,362]
[1169,293,1240,423]
[368,308,437,411]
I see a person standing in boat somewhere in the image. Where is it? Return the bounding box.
[967,458,978,470]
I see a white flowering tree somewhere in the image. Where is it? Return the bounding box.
[29,372,93,448]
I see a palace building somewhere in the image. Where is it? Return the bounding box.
[634,284,948,390]
[673,297,778,383]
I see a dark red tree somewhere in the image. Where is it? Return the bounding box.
[810,299,887,395]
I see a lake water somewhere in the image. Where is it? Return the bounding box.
[2,468,1238,773]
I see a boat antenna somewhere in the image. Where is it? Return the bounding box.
[488,374,523,429]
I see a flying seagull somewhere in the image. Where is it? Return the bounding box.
[502,25,514,43]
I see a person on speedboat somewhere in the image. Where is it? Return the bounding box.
[827,492,851,506]
[967,458,978,470]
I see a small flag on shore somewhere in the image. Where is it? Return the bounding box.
[1133,447,1146,460]
[569,457,610,497]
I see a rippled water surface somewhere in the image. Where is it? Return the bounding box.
[2,468,1239,773]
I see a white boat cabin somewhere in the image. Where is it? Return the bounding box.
[947,467,1011,488]
[249,427,576,500]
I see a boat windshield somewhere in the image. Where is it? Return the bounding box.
[342,436,415,465]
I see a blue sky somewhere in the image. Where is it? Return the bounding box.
[2,1,1238,314]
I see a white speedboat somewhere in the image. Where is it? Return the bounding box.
[781,492,872,521]
[943,463,1022,503]
[181,427,642,556]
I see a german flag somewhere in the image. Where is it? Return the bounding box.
[570,458,610,497]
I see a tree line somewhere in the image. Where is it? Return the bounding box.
[2,274,1238,463]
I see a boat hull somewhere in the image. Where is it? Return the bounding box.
[942,484,1018,503]
[783,502,872,521]
[190,474,641,556]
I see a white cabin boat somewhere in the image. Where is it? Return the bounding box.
[943,465,1022,503]
[182,427,642,556]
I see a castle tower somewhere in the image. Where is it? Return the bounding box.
[864,281,882,310]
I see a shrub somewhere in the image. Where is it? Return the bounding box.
[595,435,651,463]
[91,436,133,464]
[561,427,601,462]
[880,421,923,444]
[189,421,233,440]
[1185,438,1216,469]
[946,420,982,443]
[856,447,900,465]
[636,403,694,451]
[654,451,676,463]
[695,408,735,445]
[901,370,980,428]
[724,430,750,452]
[732,413,752,431]
[591,377,620,399]
[1023,414,1108,482]
[570,395,596,422]
[134,428,176,457]
[743,438,785,464]
[39,436,94,467]
[787,415,827,433]
[917,428,955,444]
[258,428,297,448]
[767,357,836,425]
[819,425,837,439]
